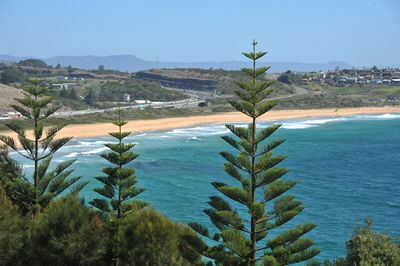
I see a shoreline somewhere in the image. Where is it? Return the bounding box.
[2,106,400,140]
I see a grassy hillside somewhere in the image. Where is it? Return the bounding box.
[137,68,291,96]
[0,84,23,111]
[94,78,189,102]
[143,68,279,81]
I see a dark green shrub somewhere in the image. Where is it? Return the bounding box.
[117,208,203,265]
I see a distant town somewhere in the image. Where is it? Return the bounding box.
[1,58,400,120]
[289,67,400,85]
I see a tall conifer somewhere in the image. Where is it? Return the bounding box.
[0,78,86,212]
[89,108,147,217]
[188,41,320,265]
[90,108,148,266]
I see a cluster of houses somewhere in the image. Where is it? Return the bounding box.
[1,112,23,119]
[298,68,400,85]
[51,82,76,90]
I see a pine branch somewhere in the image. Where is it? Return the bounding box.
[41,106,61,119]
[9,104,31,119]
[4,122,26,138]
[242,51,267,61]
[255,124,281,144]
[257,139,286,157]
[39,137,72,159]
[221,136,241,151]
[22,84,47,96]
[40,124,68,143]
[18,135,35,157]
[225,124,252,142]
[263,181,298,202]
[0,135,17,150]
[255,100,278,118]
[14,96,37,108]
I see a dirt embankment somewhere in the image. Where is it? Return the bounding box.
[0,84,23,112]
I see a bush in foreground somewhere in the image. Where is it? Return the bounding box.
[118,208,203,265]
[325,218,400,266]
[0,192,203,266]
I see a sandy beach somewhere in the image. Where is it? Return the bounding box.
[2,106,400,141]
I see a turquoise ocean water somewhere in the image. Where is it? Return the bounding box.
[12,113,400,263]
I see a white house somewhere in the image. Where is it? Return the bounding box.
[134,100,151,104]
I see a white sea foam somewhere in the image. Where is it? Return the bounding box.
[370,113,400,119]
[280,113,400,129]
[64,152,80,158]
[281,123,316,129]
[77,140,108,146]
[185,136,201,142]
[352,113,400,120]
[81,147,109,155]
[208,130,230,135]
[161,113,400,134]
[164,125,229,137]
[134,133,147,137]
[301,118,346,124]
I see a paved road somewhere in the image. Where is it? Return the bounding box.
[51,98,204,118]
[1,84,310,120]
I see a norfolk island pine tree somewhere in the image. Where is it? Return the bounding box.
[90,107,149,265]
[187,41,320,265]
[0,78,86,213]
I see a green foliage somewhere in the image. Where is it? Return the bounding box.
[59,87,68,98]
[0,191,203,265]
[325,218,400,266]
[0,145,34,214]
[277,70,301,85]
[90,107,148,264]
[0,68,25,84]
[90,108,148,218]
[84,87,97,106]
[116,208,204,265]
[0,185,26,265]
[277,74,291,84]
[0,78,86,213]
[0,195,107,266]
[18,59,47,68]
[189,41,319,265]
[96,78,188,102]
[0,145,22,181]
[26,196,107,266]
[59,87,80,100]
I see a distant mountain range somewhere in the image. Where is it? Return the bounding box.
[0,54,391,73]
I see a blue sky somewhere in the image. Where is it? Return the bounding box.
[0,0,399,66]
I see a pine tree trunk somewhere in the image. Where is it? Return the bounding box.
[34,94,39,205]
[249,50,258,265]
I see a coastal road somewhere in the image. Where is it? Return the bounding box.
[1,83,309,120]
[49,98,204,118]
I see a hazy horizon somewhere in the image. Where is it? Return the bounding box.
[1,0,399,66]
